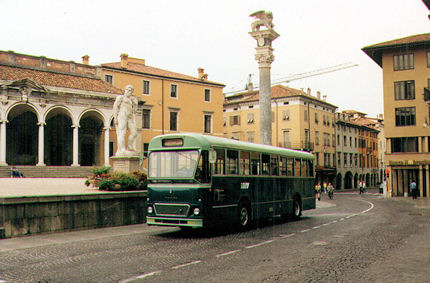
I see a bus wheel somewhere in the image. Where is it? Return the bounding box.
[292,197,302,220]
[238,202,251,230]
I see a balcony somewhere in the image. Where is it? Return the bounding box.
[424,87,430,102]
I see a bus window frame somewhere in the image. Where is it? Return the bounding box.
[240,151,250,175]
[226,150,239,175]
[250,152,260,175]
[214,148,225,175]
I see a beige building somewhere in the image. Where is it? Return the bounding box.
[224,85,337,183]
[363,33,430,198]
[95,54,225,168]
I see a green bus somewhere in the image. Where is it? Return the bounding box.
[146,133,315,230]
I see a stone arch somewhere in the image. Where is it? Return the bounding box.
[6,103,40,165]
[336,173,342,190]
[354,173,359,189]
[44,106,74,166]
[78,109,105,166]
[345,171,353,189]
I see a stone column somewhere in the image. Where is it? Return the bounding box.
[72,124,79,167]
[249,12,279,146]
[37,122,46,166]
[392,169,398,197]
[104,127,110,166]
[427,165,430,198]
[0,120,7,166]
[419,165,424,197]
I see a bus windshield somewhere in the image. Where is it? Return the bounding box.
[149,150,199,178]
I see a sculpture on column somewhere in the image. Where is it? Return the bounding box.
[113,84,138,156]
[250,10,274,32]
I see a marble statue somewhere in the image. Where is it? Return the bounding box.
[250,10,274,32]
[113,84,138,156]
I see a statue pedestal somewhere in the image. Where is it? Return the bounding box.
[111,156,141,173]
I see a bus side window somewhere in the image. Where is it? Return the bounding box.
[196,151,210,183]
[262,154,270,175]
[280,157,287,176]
[302,159,308,177]
[215,149,225,175]
[271,155,279,176]
[287,158,294,176]
[227,150,239,175]
[294,159,301,177]
[250,152,260,175]
[308,160,314,177]
[240,151,250,175]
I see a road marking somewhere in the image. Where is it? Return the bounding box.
[300,229,310,233]
[322,223,331,226]
[332,220,338,223]
[339,218,345,221]
[216,249,241,257]
[172,260,201,270]
[245,239,274,249]
[312,225,321,229]
[119,271,161,283]
[280,233,295,238]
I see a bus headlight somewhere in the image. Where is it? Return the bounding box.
[193,208,200,215]
[147,206,153,214]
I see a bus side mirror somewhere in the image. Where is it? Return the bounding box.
[209,149,217,164]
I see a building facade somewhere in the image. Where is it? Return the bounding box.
[0,51,124,168]
[223,85,337,184]
[335,112,359,190]
[363,33,430,198]
[98,54,225,167]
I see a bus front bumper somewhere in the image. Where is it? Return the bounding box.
[146,217,203,227]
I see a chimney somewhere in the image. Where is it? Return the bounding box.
[82,55,90,65]
[198,67,208,80]
[307,88,311,95]
[120,53,129,69]
[316,91,321,100]
[322,95,327,101]
[377,113,384,120]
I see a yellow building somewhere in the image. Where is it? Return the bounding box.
[224,84,337,183]
[96,54,225,168]
[363,33,430,198]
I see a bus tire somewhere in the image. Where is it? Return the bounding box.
[238,201,252,230]
[292,197,302,220]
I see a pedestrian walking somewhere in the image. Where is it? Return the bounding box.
[359,180,363,195]
[327,182,334,199]
[315,182,321,201]
[410,180,417,199]
[323,182,327,194]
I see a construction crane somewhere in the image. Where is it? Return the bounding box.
[224,62,358,95]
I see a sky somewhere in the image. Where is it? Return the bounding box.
[2,0,429,117]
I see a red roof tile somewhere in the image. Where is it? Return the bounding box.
[0,64,122,94]
[362,33,430,67]
[363,33,430,49]
[225,85,337,108]
[102,62,225,87]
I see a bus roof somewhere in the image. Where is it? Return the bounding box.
[148,133,314,160]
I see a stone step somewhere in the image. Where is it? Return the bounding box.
[0,166,94,178]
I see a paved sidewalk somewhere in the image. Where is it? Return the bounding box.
[0,178,103,197]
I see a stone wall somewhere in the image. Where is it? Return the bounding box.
[0,192,147,238]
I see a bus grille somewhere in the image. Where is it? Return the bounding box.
[154,203,190,217]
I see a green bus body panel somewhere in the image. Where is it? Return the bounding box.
[146,133,316,228]
[148,133,315,160]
